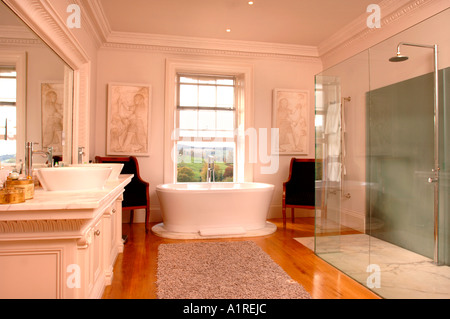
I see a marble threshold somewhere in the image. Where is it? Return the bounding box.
[295,234,450,299]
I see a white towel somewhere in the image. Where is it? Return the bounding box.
[327,162,342,182]
[325,102,341,134]
[324,101,347,183]
[327,133,340,157]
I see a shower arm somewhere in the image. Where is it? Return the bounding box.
[396,42,436,52]
[397,42,439,174]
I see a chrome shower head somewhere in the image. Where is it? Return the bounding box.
[389,53,409,62]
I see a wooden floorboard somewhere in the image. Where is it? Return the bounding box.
[102,218,380,299]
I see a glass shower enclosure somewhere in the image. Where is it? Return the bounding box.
[314,8,450,299]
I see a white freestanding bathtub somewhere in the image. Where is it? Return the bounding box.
[153,182,277,239]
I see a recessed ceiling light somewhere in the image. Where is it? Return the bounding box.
[248,1,254,5]
[226,28,231,33]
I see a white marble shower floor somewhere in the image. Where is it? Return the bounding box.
[295,234,450,299]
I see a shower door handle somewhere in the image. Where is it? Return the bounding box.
[428,168,439,183]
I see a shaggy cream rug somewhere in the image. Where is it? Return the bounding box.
[156,241,311,299]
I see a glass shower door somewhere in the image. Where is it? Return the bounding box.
[441,67,449,266]
[315,74,343,252]
[314,50,372,287]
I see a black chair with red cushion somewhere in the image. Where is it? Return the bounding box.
[95,156,150,233]
[282,158,315,228]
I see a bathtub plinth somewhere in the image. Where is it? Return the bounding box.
[152,222,277,239]
[199,226,246,237]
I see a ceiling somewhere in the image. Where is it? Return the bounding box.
[99,0,384,47]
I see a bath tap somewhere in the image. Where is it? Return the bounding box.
[207,155,215,183]
[78,146,85,164]
[25,142,54,179]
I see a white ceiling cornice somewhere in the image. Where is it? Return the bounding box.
[316,0,409,57]
[318,0,443,57]
[0,25,42,46]
[0,25,39,40]
[319,0,449,68]
[105,31,320,59]
[2,0,90,68]
[79,0,111,45]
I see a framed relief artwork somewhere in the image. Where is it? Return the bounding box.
[41,82,64,155]
[107,83,151,156]
[272,89,309,155]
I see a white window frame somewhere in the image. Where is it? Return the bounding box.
[0,51,27,165]
[164,58,254,184]
[176,73,236,139]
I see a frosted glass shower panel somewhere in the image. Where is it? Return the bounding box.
[367,66,437,260]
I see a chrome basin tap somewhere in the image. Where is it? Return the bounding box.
[25,142,53,179]
[207,155,215,183]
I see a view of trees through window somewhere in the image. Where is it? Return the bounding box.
[177,142,234,182]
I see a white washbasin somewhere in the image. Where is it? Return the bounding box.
[70,163,124,181]
[35,167,112,191]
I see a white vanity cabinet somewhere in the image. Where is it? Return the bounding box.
[0,175,132,299]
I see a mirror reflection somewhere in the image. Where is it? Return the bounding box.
[0,0,73,172]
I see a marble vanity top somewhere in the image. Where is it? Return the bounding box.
[0,174,133,221]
